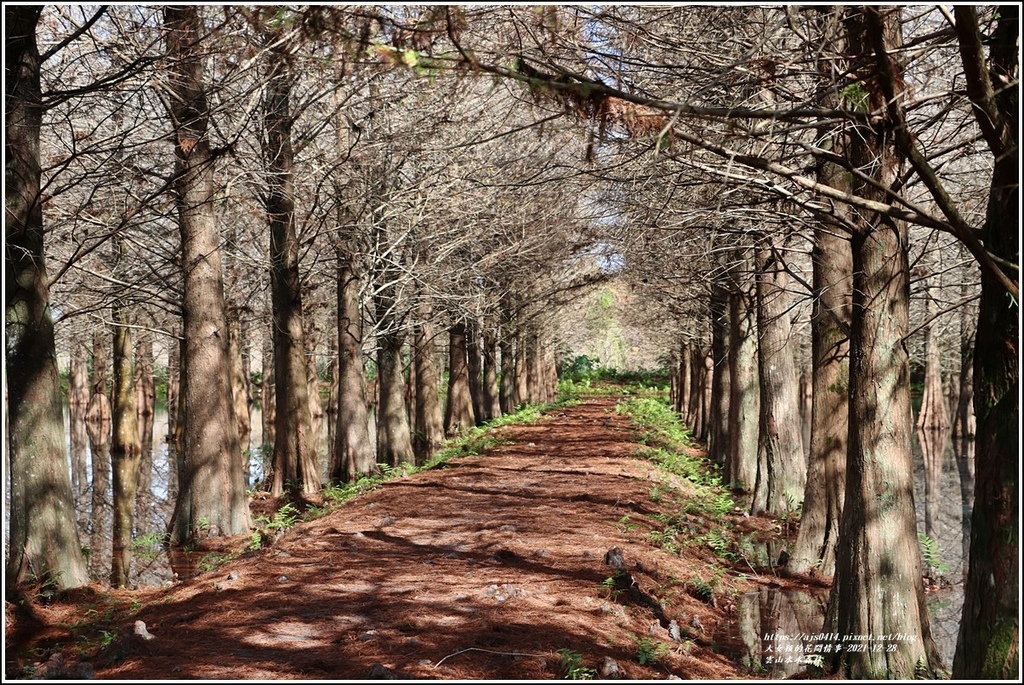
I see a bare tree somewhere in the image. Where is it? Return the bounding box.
[5,5,89,591]
[162,5,251,546]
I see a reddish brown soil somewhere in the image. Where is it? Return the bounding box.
[5,395,827,680]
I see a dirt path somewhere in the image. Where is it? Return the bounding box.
[9,395,809,680]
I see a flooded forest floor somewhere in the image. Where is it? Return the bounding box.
[6,393,831,680]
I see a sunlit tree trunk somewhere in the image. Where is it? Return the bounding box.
[917,273,950,430]
[4,4,89,590]
[376,331,414,467]
[331,256,376,481]
[164,5,251,544]
[228,317,251,467]
[789,211,851,575]
[264,34,318,501]
[825,8,940,677]
[481,329,501,421]
[412,305,445,464]
[499,337,516,414]
[166,330,182,452]
[307,345,325,469]
[726,259,758,494]
[86,332,112,578]
[790,54,852,575]
[514,328,529,407]
[798,367,812,460]
[69,342,91,528]
[110,294,141,588]
[708,280,730,467]
[466,320,484,423]
[917,425,947,550]
[952,6,1019,678]
[135,331,155,525]
[445,322,476,435]
[751,240,805,516]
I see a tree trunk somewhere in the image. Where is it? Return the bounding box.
[4,4,89,591]
[166,329,182,451]
[110,300,141,588]
[789,87,853,575]
[708,281,730,466]
[135,332,155,525]
[164,5,251,545]
[799,366,812,460]
[952,6,1019,678]
[917,425,947,549]
[228,317,251,466]
[170,335,186,491]
[481,329,501,421]
[951,277,975,580]
[499,337,516,414]
[413,307,445,464]
[514,329,529,407]
[669,350,680,412]
[686,344,705,439]
[466,321,484,424]
[525,330,544,405]
[827,211,938,677]
[751,241,805,516]
[825,8,940,677]
[543,343,558,402]
[86,333,112,579]
[327,321,338,462]
[331,257,376,482]
[307,346,325,471]
[678,339,691,421]
[261,324,276,459]
[376,332,415,467]
[726,264,759,494]
[445,323,476,435]
[264,36,318,501]
[69,342,91,529]
[917,275,950,430]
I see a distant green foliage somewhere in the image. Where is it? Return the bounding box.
[557,357,670,394]
[561,354,601,378]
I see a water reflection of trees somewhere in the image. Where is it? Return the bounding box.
[65,405,331,587]
[732,426,975,676]
[913,425,974,670]
[736,588,828,677]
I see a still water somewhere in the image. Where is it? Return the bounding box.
[727,428,970,674]
[52,406,334,587]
